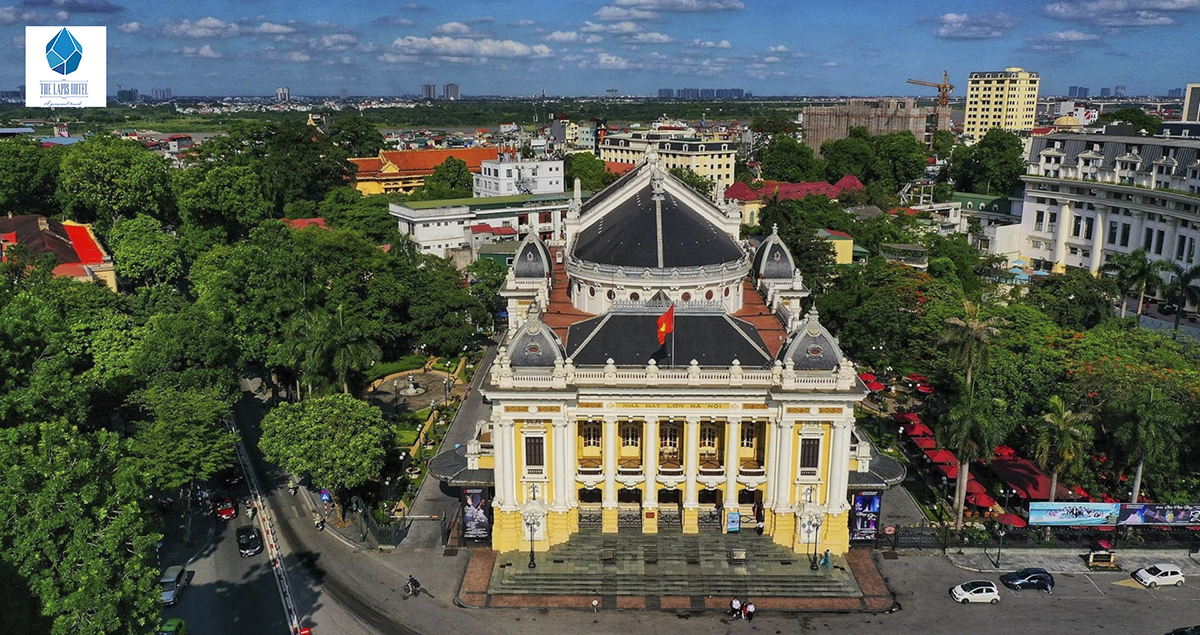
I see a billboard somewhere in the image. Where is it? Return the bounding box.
[850,491,882,542]
[1118,504,1200,527]
[462,488,491,540]
[1028,502,1120,526]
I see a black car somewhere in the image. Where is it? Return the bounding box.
[236,525,263,557]
[1000,567,1054,593]
[1168,627,1200,635]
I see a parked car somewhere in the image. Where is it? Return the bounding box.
[1000,567,1055,593]
[159,566,188,606]
[1134,564,1186,588]
[159,618,189,635]
[215,497,238,520]
[1167,626,1200,635]
[237,525,264,557]
[950,580,1000,604]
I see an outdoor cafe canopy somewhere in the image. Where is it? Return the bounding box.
[924,449,958,465]
[988,456,1072,501]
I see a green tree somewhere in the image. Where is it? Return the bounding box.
[1160,263,1200,333]
[175,165,274,259]
[1096,107,1162,134]
[1023,267,1120,330]
[466,257,508,316]
[946,129,1025,195]
[107,214,182,289]
[413,156,472,200]
[57,136,174,237]
[258,394,388,496]
[1115,387,1182,504]
[1033,395,1094,503]
[1100,249,1172,320]
[941,300,1005,394]
[760,134,820,183]
[128,386,235,492]
[669,167,715,198]
[0,137,66,216]
[943,394,1009,529]
[0,420,160,635]
[867,131,926,190]
[780,224,836,293]
[930,129,956,159]
[317,187,402,244]
[563,152,618,192]
[330,116,386,158]
[820,132,874,183]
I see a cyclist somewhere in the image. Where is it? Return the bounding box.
[405,575,421,597]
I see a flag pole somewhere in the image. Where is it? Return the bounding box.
[670,304,675,368]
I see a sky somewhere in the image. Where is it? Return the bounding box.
[1,0,1199,98]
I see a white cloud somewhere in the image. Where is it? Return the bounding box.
[768,44,789,52]
[716,39,731,48]
[391,35,553,60]
[594,6,658,20]
[281,51,311,62]
[180,44,222,58]
[509,19,535,26]
[546,30,580,42]
[580,20,641,33]
[433,21,471,34]
[117,21,141,33]
[585,34,603,43]
[311,33,358,51]
[930,12,1019,39]
[821,61,837,67]
[1037,29,1102,41]
[1043,0,1196,26]
[376,16,416,27]
[253,21,296,34]
[56,10,68,20]
[596,52,630,69]
[164,17,239,38]
[613,0,743,10]
[627,31,673,43]
[692,38,731,48]
[763,56,781,63]
[378,52,418,63]
[0,7,17,24]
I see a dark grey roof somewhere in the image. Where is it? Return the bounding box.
[572,182,743,268]
[1027,133,1200,172]
[513,234,551,278]
[847,205,884,220]
[779,308,844,371]
[428,444,494,486]
[506,316,565,368]
[567,313,772,367]
[847,452,907,489]
[751,230,795,279]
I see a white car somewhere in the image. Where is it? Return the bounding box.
[160,566,188,605]
[1134,564,1185,588]
[950,580,1000,604]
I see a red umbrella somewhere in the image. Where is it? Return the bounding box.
[901,421,935,437]
[891,412,922,423]
[997,513,1026,528]
[911,436,937,449]
[905,373,927,382]
[866,381,886,392]
[924,449,958,465]
[965,479,986,495]
[936,462,959,480]
[916,384,935,394]
[967,492,996,508]
[993,445,1016,459]
[858,372,877,382]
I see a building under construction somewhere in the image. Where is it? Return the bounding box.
[801,98,951,154]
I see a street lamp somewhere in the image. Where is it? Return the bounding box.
[940,476,950,552]
[803,515,824,570]
[994,522,1008,569]
[523,512,540,569]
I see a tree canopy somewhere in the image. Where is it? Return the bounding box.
[945,128,1025,195]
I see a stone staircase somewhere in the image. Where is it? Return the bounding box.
[488,529,862,598]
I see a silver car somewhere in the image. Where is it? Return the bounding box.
[160,566,188,605]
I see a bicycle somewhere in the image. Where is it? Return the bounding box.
[403,577,422,598]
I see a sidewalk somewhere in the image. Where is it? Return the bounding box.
[156,498,216,570]
[947,545,1200,574]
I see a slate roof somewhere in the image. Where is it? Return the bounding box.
[506,316,565,368]
[751,229,795,280]
[567,313,772,367]
[572,182,742,268]
[513,234,551,278]
[778,308,844,371]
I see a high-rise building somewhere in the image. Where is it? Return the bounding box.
[117,88,139,103]
[658,88,674,99]
[421,84,437,100]
[340,88,348,100]
[1114,85,1126,97]
[1100,87,1111,97]
[1168,88,1184,99]
[605,88,619,98]
[677,88,700,99]
[1078,87,1089,98]
[699,88,715,99]
[963,67,1040,141]
[1068,86,1079,98]
[803,99,937,153]
[443,83,460,100]
[276,86,290,102]
[151,88,172,100]
[1183,84,1200,122]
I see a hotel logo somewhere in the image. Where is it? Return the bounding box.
[26,26,106,108]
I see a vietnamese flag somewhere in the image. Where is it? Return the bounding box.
[656,304,675,345]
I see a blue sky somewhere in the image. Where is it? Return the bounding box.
[1,0,1198,98]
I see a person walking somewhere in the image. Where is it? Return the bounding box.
[740,600,749,620]
[745,601,756,621]
[729,597,740,617]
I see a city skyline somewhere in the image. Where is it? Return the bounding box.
[1,0,1198,98]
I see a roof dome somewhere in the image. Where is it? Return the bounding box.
[1053,115,1082,129]
[572,178,743,269]
[504,309,565,368]
[751,225,795,280]
[513,233,551,279]
[779,307,844,371]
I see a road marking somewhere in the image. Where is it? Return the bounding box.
[1111,579,1146,590]
[1086,575,1108,597]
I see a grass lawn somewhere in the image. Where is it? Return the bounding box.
[366,355,426,383]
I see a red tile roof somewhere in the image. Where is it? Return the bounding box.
[724,175,863,203]
[823,228,853,239]
[606,161,636,176]
[733,278,787,357]
[493,226,517,236]
[833,174,864,191]
[280,218,329,230]
[888,207,919,216]
[349,157,383,174]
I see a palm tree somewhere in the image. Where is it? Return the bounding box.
[328,304,382,394]
[1160,263,1200,334]
[944,394,1009,529]
[1033,396,1095,503]
[1100,249,1172,320]
[941,300,1006,394]
[1115,387,1181,505]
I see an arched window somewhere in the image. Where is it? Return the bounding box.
[681,292,692,302]
[630,292,640,301]
[621,422,641,447]
[581,422,601,448]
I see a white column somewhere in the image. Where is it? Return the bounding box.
[1090,207,1107,273]
[1052,201,1072,270]
[772,420,795,511]
[566,419,578,506]
[551,420,569,511]
[603,416,618,509]
[644,418,659,508]
[826,418,852,513]
[494,420,515,508]
[1166,217,1181,262]
[725,418,741,508]
[1131,210,1146,250]
[763,418,778,508]
[684,417,700,509]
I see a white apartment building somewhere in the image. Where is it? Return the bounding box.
[1016,133,1200,276]
[473,155,565,198]
[964,67,1040,141]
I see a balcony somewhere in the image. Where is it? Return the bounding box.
[618,458,643,475]
[577,458,602,475]
[698,453,724,476]
[738,460,765,477]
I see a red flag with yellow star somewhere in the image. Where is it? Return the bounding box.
[656,304,675,345]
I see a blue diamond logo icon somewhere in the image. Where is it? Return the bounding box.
[45,28,83,76]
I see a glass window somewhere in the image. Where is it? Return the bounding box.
[799,438,820,469]
[525,436,544,467]
[621,423,640,447]
[660,424,679,449]
[582,423,601,448]
[699,424,717,449]
[741,425,756,448]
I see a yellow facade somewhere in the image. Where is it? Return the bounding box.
[964,66,1040,141]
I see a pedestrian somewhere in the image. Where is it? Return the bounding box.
[745,601,755,621]
[741,600,748,620]
[729,597,740,617]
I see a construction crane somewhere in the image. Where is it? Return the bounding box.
[907,71,953,108]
